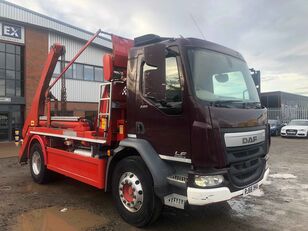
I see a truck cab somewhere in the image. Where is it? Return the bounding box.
[125,34,269,207]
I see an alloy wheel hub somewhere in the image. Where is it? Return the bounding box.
[32,151,41,175]
[118,172,143,212]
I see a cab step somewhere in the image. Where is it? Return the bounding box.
[164,193,187,209]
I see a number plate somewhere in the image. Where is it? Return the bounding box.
[243,183,259,196]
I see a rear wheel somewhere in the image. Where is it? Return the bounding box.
[29,143,50,184]
[112,156,162,227]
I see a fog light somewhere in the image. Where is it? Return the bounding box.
[194,175,224,187]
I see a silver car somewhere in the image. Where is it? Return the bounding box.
[280,119,308,138]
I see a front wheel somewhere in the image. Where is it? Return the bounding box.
[29,143,50,184]
[112,156,162,227]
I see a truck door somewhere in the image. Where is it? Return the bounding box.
[135,45,191,160]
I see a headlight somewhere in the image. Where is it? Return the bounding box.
[281,129,286,132]
[299,129,306,132]
[194,175,224,187]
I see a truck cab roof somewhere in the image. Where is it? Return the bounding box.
[133,34,245,61]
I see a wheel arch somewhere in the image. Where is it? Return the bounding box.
[105,138,174,198]
[105,146,139,192]
[28,135,48,165]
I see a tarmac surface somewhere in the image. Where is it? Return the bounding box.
[0,137,307,230]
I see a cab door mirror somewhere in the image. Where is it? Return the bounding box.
[143,43,166,101]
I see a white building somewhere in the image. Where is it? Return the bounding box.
[0,0,112,141]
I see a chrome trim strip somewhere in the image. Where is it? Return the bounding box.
[39,116,80,121]
[30,131,106,144]
[159,154,192,163]
[127,134,137,138]
[224,129,265,147]
[167,175,188,184]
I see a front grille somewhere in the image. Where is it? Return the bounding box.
[226,142,266,188]
[286,129,297,135]
[228,158,265,187]
[226,142,265,164]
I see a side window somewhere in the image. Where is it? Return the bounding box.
[141,54,183,115]
[165,57,182,103]
[142,63,156,95]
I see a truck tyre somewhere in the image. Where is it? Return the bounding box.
[29,143,50,184]
[112,156,163,227]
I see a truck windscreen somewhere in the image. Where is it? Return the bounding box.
[188,48,260,107]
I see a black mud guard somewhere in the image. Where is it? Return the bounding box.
[108,138,174,198]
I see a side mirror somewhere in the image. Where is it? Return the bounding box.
[143,43,166,101]
[144,43,165,67]
[250,69,261,96]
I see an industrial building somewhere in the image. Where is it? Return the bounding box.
[261,91,308,122]
[261,91,308,109]
[0,1,112,141]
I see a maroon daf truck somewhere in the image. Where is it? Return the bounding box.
[121,34,270,224]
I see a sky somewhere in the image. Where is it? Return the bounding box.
[6,0,308,95]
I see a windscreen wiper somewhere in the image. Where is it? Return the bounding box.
[209,100,243,108]
[243,102,262,109]
[210,100,261,109]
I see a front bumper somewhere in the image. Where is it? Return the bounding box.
[187,168,270,206]
[281,131,307,137]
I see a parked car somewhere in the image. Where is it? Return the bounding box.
[268,119,284,136]
[280,119,308,138]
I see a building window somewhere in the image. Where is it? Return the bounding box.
[53,61,103,82]
[73,63,83,80]
[94,67,103,81]
[84,65,94,81]
[65,65,73,79]
[0,42,23,97]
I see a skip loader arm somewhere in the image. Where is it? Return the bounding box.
[18,44,65,163]
[19,29,103,164]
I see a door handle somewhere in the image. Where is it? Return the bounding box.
[136,122,145,134]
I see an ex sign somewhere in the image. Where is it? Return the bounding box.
[2,23,22,39]
[0,22,24,44]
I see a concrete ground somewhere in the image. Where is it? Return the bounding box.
[0,137,307,231]
[0,142,19,158]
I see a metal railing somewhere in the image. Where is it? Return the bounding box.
[267,107,308,123]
